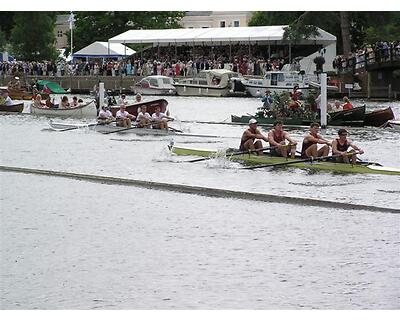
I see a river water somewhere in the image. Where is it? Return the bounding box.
[1,95,399,309]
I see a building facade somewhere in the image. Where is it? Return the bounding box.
[180,11,253,29]
[55,15,70,49]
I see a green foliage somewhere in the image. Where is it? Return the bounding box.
[0,29,6,51]
[66,11,184,55]
[10,12,58,61]
[0,12,15,40]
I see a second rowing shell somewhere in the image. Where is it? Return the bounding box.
[49,121,223,138]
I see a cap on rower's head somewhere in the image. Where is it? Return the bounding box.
[249,118,258,125]
[338,128,348,135]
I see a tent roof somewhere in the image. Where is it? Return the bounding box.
[109,25,336,46]
[73,41,135,58]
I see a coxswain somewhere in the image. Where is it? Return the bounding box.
[301,123,331,159]
[342,96,353,110]
[116,105,135,128]
[239,118,269,156]
[98,105,115,124]
[332,128,364,164]
[267,120,297,158]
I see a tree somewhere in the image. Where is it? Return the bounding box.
[10,12,58,61]
[340,12,351,55]
[66,11,184,55]
[0,29,6,52]
[0,12,15,40]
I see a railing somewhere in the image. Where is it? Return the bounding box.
[334,45,400,73]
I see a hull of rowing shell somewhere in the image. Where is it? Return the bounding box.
[31,101,97,118]
[0,102,24,112]
[231,106,366,127]
[109,98,168,117]
[364,107,394,127]
[170,146,400,175]
[174,84,231,97]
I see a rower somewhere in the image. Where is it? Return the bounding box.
[332,128,364,164]
[151,106,174,130]
[239,118,268,156]
[98,105,115,124]
[116,105,135,128]
[301,122,331,159]
[267,120,297,158]
[136,105,152,128]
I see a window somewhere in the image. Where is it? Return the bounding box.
[234,20,239,27]
[220,21,225,28]
[57,30,63,37]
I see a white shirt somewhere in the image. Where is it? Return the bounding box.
[116,110,130,118]
[152,112,165,122]
[118,97,127,105]
[137,111,151,122]
[98,109,113,119]
[4,96,13,106]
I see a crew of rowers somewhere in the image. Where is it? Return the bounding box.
[240,119,364,163]
[98,104,174,130]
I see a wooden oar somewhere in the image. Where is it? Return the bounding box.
[186,146,277,163]
[243,152,357,170]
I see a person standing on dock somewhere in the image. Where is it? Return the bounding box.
[301,123,331,159]
[267,120,297,158]
[239,119,269,156]
[332,129,364,164]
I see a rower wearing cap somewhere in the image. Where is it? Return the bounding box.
[116,104,135,127]
[98,105,115,124]
[239,118,269,156]
[301,122,331,159]
[268,120,297,158]
[332,129,364,164]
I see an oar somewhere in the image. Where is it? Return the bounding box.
[101,124,138,134]
[57,123,99,132]
[168,126,183,133]
[186,146,276,163]
[244,152,358,170]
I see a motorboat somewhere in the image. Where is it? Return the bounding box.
[133,75,176,95]
[174,69,243,97]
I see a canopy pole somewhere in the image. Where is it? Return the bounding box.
[320,73,328,128]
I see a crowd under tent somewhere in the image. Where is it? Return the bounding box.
[108,26,337,72]
[72,41,136,62]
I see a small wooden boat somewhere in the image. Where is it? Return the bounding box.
[109,98,168,117]
[170,145,400,176]
[0,86,49,100]
[0,102,24,113]
[31,100,97,118]
[364,107,394,127]
[231,105,366,127]
[133,76,176,95]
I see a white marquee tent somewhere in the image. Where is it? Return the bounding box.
[108,25,336,46]
[72,41,136,59]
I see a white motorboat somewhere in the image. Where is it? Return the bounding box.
[31,100,97,119]
[174,69,243,97]
[242,64,318,97]
[133,76,176,95]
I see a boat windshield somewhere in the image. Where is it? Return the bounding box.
[162,78,173,85]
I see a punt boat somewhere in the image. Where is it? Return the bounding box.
[31,100,97,118]
[364,107,394,127]
[0,102,24,113]
[169,145,400,176]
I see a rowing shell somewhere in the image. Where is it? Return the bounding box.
[48,121,222,138]
[170,145,400,176]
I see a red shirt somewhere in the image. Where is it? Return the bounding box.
[342,102,353,110]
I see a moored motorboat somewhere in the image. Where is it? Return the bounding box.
[0,102,24,113]
[170,145,400,175]
[133,76,176,95]
[174,69,242,97]
[364,107,394,127]
[31,100,97,118]
[109,98,168,117]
